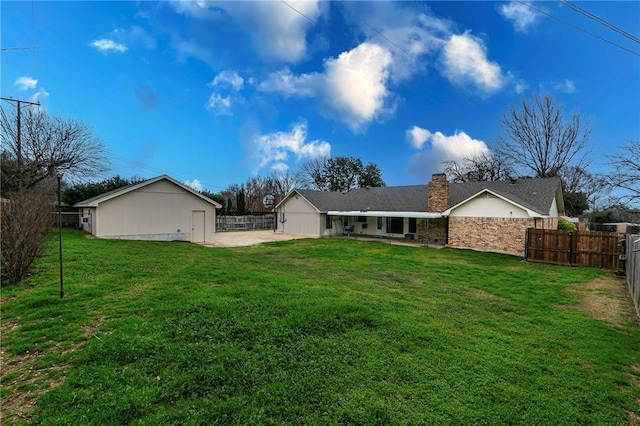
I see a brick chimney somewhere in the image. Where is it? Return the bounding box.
[427,173,450,212]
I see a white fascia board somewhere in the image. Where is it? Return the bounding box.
[328,210,442,218]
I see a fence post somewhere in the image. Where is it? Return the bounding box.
[568,231,573,267]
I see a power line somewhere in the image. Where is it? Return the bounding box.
[515,0,640,57]
[104,149,227,191]
[560,0,640,45]
[1,46,42,51]
[279,0,317,25]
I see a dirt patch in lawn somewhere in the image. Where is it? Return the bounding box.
[565,275,638,328]
[0,316,105,424]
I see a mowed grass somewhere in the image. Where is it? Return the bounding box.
[1,229,638,425]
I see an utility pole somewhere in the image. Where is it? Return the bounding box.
[1,97,41,188]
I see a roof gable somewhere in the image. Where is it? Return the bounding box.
[74,175,222,208]
[449,178,562,216]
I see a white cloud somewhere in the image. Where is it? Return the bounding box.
[184,179,202,192]
[206,93,233,115]
[249,122,331,173]
[323,42,393,131]
[514,79,529,94]
[498,1,540,33]
[427,129,489,160]
[270,162,289,174]
[440,31,504,95]
[406,126,432,149]
[206,71,245,115]
[258,68,318,98]
[258,42,393,132]
[172,0,323,64]
[342,3,450,82]
[406,127,489,182]
[90,38,128,53]
[554,79,576,94]
[210,70,244,91]
[28,88,50,104]
[15,77,38,90]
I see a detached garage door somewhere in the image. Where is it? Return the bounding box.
[192,210,205,242]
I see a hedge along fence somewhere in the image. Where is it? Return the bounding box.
[52,206,80,228]
[627,234,640,315]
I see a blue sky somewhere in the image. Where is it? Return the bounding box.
[2,1,638,193]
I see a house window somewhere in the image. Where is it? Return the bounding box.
[377,217,383,230]
[326,215,332,229]
[386,217,403,234]
[357,216,367,222]
[409,218,417,233]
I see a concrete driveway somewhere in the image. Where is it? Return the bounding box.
[204,230,317,247]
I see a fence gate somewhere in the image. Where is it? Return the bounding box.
[525,228,624,270]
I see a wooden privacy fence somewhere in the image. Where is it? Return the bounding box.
[216,215,274,232]
[525,229,624,270]
[627,234,640,315]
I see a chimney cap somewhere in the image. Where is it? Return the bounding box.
[431,173,448,181]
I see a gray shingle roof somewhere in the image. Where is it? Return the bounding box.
[291,177,562,216]
[449,177,562,215]
[297,185,426,212]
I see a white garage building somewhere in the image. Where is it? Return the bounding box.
[75,175,221,243]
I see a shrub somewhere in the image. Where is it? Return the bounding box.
[1,189,54,284]
[558,220,577,231]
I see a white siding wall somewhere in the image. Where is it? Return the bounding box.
[277,195,322,236]
[94,180,216,242]
[449,193,529,218]
[549,197,559,216]
[80,208,96,234]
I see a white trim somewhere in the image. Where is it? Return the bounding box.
[328,210,442,218]
[74,175,222,208]
[441,189,544,218]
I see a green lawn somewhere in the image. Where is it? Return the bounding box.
[1,229,638,425]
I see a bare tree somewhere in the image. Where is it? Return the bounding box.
[607,138,640,207]
[266,170,298,196]
[298,157,330,190]
[497,94,591,178]
[442,151,514,183]
[559,165,607,215]
[1,189,55,284]
[1,107,109,191]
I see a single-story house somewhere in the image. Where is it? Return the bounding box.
[75,174,221,243]
[274,174,564,255]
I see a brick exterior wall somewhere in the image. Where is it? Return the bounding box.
[427,174,449,213]
[448,216,558,256]
[416,218,447,245]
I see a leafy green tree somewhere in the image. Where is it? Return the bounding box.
[299,156,386,192]
[236,188,246,215]
[61,175,145,206]
[201,190,228,214]
[359,163,385,188]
